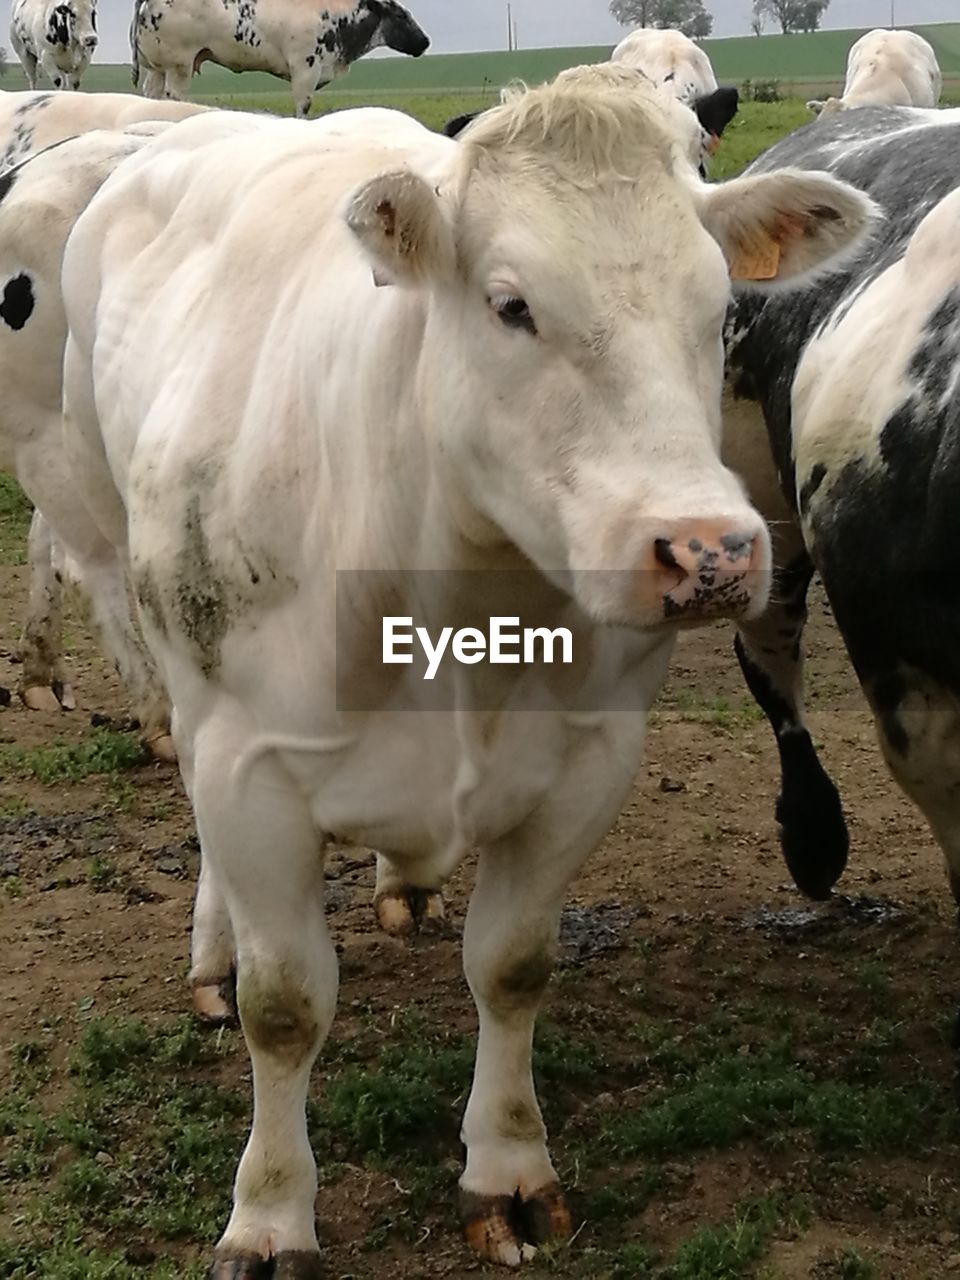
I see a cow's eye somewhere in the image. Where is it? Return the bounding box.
[490,293,537,336]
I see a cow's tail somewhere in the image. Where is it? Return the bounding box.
[130,0,142,88]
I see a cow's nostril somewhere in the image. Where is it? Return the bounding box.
[720,531,754,562]
[653,537,680,571]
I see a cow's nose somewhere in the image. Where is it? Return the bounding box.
[648,519,769,621]
[84,35,98,48]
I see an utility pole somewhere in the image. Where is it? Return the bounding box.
[890,0,895,25]
[507,3,513,50]
[513,18,519,50]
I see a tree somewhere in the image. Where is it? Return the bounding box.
[753,0,829,33]
[0,47,8,79]
[750,2,765,35]
[610,0,714,39]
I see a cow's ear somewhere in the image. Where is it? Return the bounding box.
[344,168,455,287]
[442,111,480,139]
[697,167,880,286]
[693,86,739,141]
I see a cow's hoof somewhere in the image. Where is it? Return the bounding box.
[461,1183,571,1266]
[192,973,238,1026]
[374,887,445,938]
[144,731,178,764]
[21,684,67,712]
[208,1250,322,1279]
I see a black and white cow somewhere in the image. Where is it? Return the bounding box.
[723,105,960,910]
[130,0,430,119]
[10,0,98,91]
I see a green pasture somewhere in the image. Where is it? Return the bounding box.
[2,21,959,101]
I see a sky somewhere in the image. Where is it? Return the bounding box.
[0,0,954,64]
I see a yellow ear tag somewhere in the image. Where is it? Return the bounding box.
[729,233,781,282]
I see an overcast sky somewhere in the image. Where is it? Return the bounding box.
[0,0,954,63]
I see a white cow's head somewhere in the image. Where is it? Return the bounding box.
[345,64,878,630]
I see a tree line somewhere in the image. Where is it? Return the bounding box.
[610,0,832,39]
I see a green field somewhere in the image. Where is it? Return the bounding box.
[2,21,959,102]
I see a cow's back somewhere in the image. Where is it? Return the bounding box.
[727,107,960,488]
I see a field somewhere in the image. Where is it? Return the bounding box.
[1,87,960,1280]
[2,20,960,101]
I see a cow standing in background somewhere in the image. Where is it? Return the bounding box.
[0,91,210,748]
[724,106,960,914]
[807,29,941,115]
[58,65,873,1272]
[130,0,430,118]
[10,0,98,90]
[611,27,718,105]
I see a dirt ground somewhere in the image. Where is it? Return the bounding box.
[1,554,958,1280]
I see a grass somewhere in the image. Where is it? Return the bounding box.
[0,950,951,1278]
[0,472,32,566]
[0,727,149,783]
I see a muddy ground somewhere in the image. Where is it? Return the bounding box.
[1,550,958,1280]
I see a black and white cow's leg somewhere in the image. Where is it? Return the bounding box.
[193,725,332,1278]
[864,666,960,911]
[458,721,647,1265]
[735,546,848,899]
[19,510,76,711]
[162,66,193,102]
[722,388,848,898]
[20,49,39,91]
[140,67,166,99]
[373,852,445,937]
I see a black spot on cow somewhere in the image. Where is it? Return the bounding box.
[798,463,827,516]
[0,168,19,205]
[46,3,74,48]
[442,111,479,139]
[0,274,35,331]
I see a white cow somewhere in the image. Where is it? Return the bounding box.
[611,28,718,105]
[131,0,430,119]
[10,0,98,91]
[0,91,210,748]
[807,28,942,115]
[60,66,874,1271]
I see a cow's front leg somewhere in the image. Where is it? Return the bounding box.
[19,510,75,711]
[373,852,445,937]
[193,738,333,1277]
[735,545,848,899]
[38,54,68,90]
[162,66,193,101]
[459,722,647,1266]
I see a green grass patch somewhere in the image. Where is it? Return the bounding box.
[0,473,32,566]
[664,1195,809,1279]
[0,728,149,783]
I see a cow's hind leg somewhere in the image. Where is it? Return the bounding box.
[866,665,960,907]
[193,726,332,1277]
[19,50,39,90]
[19,510,76,711]
[373,852,445,937]
[735,545,848,899]
[458,728,644,1265]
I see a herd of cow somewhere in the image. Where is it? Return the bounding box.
[0,10,959,1278]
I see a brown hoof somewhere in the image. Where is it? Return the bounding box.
[374,888,446,938]
[21,684,66,712]
[208,1251,322,1279]
[144,731,178,763]
[192,972,237,1026]
[461,1182,571,1266]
